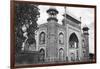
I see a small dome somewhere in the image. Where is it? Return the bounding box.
[47,7,59,15]
[82,24,89,31]
[46,7,58,22]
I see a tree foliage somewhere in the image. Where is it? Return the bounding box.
[15,3,40,53]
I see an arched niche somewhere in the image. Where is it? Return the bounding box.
[59,48,64,61]
[39,48,45,62]
[39,32,45,44]
[59,32,64,44]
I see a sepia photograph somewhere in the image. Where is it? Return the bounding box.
[11,1,96,68]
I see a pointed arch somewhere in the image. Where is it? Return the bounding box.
[39,32,45,44]
[39,48,45,62]
[59,48,64,61]
[69,33,79,48]
[59,32,64,44]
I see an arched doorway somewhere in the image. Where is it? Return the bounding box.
[69,33,79,48]
[39,49,45,62]
[59,48,64,61]
[69,33,79,61]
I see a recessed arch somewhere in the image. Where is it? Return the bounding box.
[59,32,64,44]
[39,32,45,44]
[39,48,45,62]
[59,48,64,61]
[69,33,79,48]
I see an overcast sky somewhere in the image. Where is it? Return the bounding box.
[37,5,95,53]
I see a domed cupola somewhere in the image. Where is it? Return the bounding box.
[47,7,59,22]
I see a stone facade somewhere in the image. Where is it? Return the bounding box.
[23,7,89,63]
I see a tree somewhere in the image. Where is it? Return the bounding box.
[15,3,40,53]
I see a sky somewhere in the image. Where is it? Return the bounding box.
[37,5,95,53]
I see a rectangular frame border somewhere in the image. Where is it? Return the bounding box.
[10,1,97,69]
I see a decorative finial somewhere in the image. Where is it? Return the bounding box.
[80,17,81,22]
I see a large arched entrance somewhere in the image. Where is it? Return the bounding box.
[39,49,45,62]
[69,33,79,61]
[69,33,79,48]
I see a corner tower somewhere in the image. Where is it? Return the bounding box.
[46,7,59,62]
[82,25,89,61]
